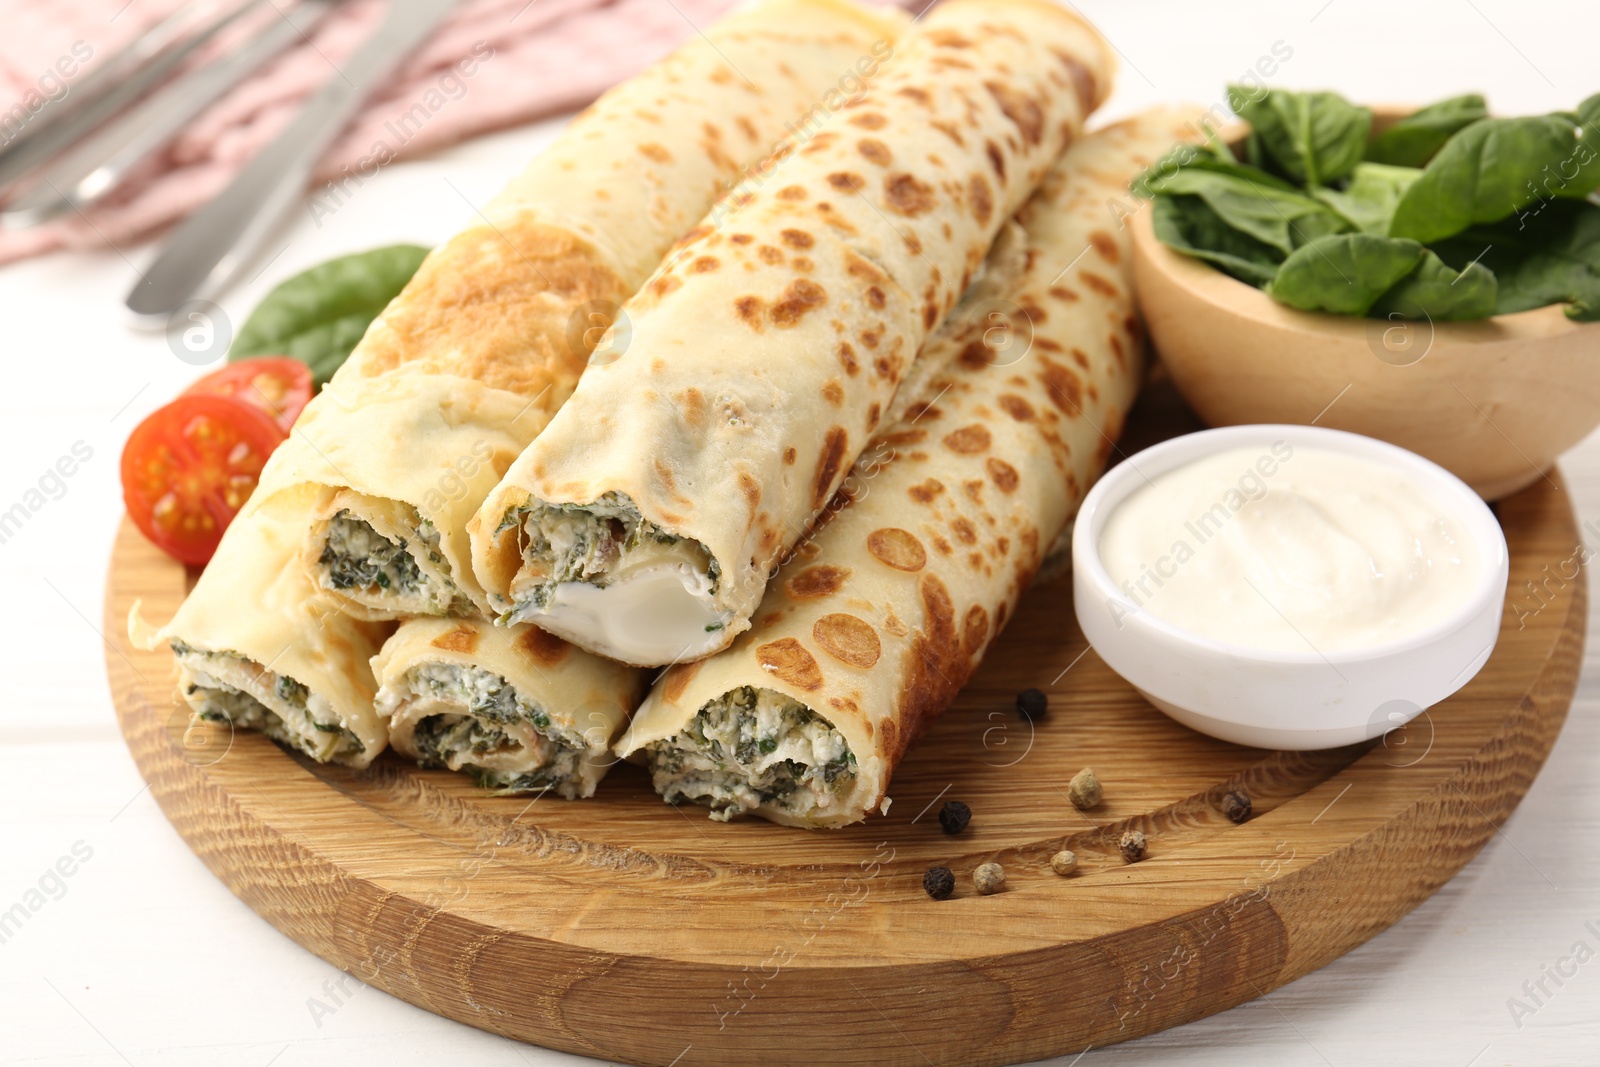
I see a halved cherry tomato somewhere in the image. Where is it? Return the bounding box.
[121,394,287,565]
[181,356,312,434]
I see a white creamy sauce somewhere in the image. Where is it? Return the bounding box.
[538,563,728,664]
[1098,443,1480,653]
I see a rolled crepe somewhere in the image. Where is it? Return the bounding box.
[131,485,393,767]
[614,108,1203,826]
[471,0,1115,667]
[259,0,908,621]
[473,2,1113,668]
[132,0,904,767]
[371,618,644,797]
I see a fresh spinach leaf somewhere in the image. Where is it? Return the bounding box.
[1228,86,1372,188]
[1580,93,1600,134]
[1389,115,1598,244]
[1364,93,1488,167]
[1370,251,1497,321]
[1150,194,1284,287]
[1244,128,1266,171]
[1132,144,1298,198]
[1434,199,1600,320]
[1315,162,1423,234]
[1199,124,1238,163]
[1144,168,1349,255]
[230,244,431,387]
[1267,234,1424,315]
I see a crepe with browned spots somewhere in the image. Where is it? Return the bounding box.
[137,0,908,769]
[473,0,1116,667]
[615,109,1205,826]
[253,0,911,622]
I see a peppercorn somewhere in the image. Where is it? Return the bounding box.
[1050,849,1078,876]
[973,861,1006,895]
[1119,829,1147,864]
[1067,767,1102,810]
[1015,688,1048,721]
[923,866,955,900]
[1223,790,1252,824]
[938,799,972,835]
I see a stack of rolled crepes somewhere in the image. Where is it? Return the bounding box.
[616,108,1204,826]
[138,0,1195,829]
[135,0,909,792]
[470,0,1116,667]
[289,0,908,623]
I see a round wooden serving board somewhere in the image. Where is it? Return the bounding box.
[105,391,1585,1067]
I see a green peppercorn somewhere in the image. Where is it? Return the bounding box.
[1050,849,1078,876]
[1015,688,1048,721]
[1068,767,1102,810]
[938,799,971,835]
[923,866,955,900]
[1223,790,1252,823]
[1119,829,1147,864]
[973,861,1006,895]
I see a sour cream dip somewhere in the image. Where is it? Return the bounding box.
[1097,441,1481,653]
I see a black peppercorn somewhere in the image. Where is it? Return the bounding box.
[1015,687,1048,721]
[1119,829,1147,864]
[1223,790,1252,824]
[923,865,955,900]
[938,799,972,835]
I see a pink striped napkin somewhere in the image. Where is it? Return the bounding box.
[1,0,870,264]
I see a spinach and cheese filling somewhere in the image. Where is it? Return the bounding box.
[498,491,719,618]
[375,661,599,798]
[316,509,474,616]
[645,686,857,821]
[171,640,364,763]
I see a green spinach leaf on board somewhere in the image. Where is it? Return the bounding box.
[1363,93,1488,167]
[1151,195,1284,287]
[1227,86,1372,188]
[1388,115,1599,244]
[230,244,431,387]
[1433,199,1600,321]
[1369,251,1498,321]
[1143,168,1349,255]
[1267,234,1424,316]
[1314,162,1423,234]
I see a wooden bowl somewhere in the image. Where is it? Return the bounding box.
[1129,107,1600,501]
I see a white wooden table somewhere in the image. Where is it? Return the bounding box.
[2,1,1596,1063]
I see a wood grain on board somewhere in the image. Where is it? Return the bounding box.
[103,411,1584,1067]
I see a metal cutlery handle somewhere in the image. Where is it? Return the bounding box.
[2,0,338,228]
[125,0,457,325]
[0,0,267,194]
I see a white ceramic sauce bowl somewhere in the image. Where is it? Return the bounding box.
[1072,424,1510,750]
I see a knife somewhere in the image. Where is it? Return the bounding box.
[126,0,458,325]
[2,0,340,228]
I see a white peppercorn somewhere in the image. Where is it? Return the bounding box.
[1068,767,1102,810]
[973,861,1006,895]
